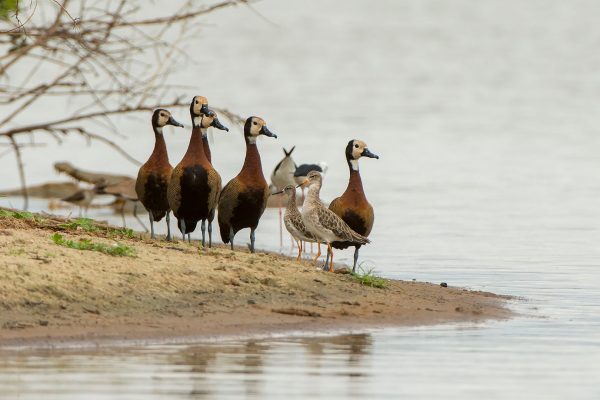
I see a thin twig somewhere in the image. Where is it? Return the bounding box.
[8,135,28,209]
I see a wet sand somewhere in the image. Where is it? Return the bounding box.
[0,210,512,348]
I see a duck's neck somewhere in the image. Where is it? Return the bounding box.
[201,128,212,163]
[239,142,265,182]
[150,127,169,163]
[348,158,360,173]
[183,126,209,163]
[344,159,366,200]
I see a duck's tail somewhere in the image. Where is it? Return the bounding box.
[219,220,231,244]
[177,219,197,234]
[152,210,167,222]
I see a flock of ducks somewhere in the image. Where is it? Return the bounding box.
[135,96,378,272]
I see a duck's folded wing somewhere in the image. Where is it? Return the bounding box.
[207,169,222,210]
[217,179,240,222]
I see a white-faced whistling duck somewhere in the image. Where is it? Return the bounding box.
[300,171,369,272]
[327,140,379,272]
[167,96,227,247]
[199,109,229,246]
[276,184,319,261]
[135,109,184,240]
[217,116,277,253]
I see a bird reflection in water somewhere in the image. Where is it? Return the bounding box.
[174,340,269,399]
[171,334,372,399]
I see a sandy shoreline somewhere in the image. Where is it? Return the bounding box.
[0,209,513,349]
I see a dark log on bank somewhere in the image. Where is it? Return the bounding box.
[54,162,132,186]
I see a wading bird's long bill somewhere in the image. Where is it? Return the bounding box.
[273,180,307,195]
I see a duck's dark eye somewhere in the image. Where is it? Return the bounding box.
[354,144,359,148]
[253,121,257,125]
[195,100,198,104]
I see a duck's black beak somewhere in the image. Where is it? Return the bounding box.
[362,148,379,159]
[211,117,229,132]
[200,103,211,116]
[167,116,184,128]
[204,108,216,118]
[260,125,277,138]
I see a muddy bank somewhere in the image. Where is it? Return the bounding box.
[0,209,512,348]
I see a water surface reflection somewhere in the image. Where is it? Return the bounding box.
[0,334,377,400]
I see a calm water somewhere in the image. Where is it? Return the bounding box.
[2,0,600,398]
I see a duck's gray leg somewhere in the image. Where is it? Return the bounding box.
[352,246,360,273]
[230,227,235,251]
[208,221,213,248]
[201,219,206,248]
[249,228,256,253]
[180,219,186,241]
[166,211,172,241]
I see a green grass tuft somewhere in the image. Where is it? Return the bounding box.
[59,218,98,232]
[352,267,386,289]
[0,209,37,220]
[51,233,135,257]
[59,218,135,238]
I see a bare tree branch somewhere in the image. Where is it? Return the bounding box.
[0,0,247,204]
[8,135,28,209]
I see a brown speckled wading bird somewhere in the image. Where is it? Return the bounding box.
[269,146,297,248]
[327,140,379,272]
[276,184,319,261]
[168,96,228,247]
[135,109,184,240]
[301,171,369,272]
[218,116,277,253]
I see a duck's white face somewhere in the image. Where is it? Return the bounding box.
[156,110,172,127]
[191,96,208,116]
[351,140,368,160]
[249,117,266,136]
[348,139,378,171]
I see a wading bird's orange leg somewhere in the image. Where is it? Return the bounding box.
[312,242,321,264]
[328,243,333,272]
[296,240,302,261]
